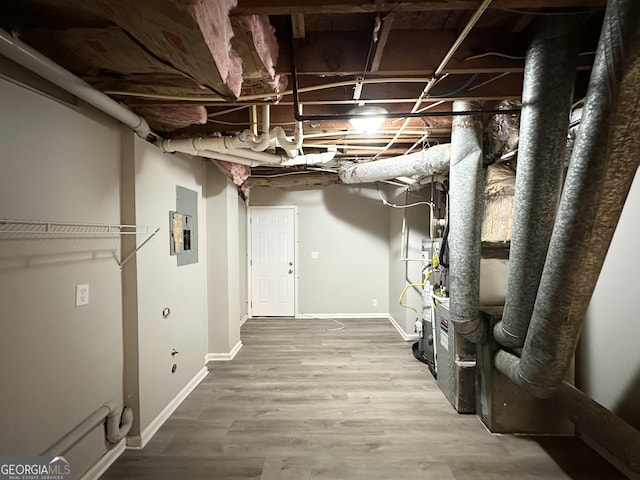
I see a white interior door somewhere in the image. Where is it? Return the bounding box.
[250,206,296,317]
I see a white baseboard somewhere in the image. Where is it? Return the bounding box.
[387,314,419,342]
[239,314,249,327]
[205,340,243,362]
[80,439,126,480]
[127,366,208,450]
[295,313,389,320]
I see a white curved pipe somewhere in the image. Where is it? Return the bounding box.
[273,123,303,154]
[41,402,132,455]
[105,402,134,444]
[0,28,151,140]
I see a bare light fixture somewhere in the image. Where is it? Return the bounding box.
[348,106,388,133]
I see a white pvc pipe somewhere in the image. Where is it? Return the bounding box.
[0,28,151,140]
[196,150,265,167]
[41,402,132,456]
[281,150,336,166]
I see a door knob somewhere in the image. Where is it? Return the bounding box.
[288,269,293,274]
[289,261,293,266]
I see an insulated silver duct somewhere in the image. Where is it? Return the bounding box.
[449,100,485,343]
[494,17,580,348]
[495,0,640,398]
[338,144,451,184]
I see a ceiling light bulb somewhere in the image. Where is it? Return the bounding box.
[348,106,387,133]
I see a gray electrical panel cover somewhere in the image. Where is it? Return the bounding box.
[172,185,198,266]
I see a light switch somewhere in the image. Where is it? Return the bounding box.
[75,284,89,307]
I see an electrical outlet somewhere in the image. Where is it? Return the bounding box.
[311,251,319,259]
[372,298,378,307]
[75,284,89,307]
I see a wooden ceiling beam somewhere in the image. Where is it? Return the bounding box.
[370,12,394,72]
[279,28,596,76]
[233,0,604,16]
[291,13,306,38]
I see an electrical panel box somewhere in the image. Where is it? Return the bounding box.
[434,301,476,413]
[171,185,198,266]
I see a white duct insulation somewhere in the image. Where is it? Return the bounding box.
[338,143,451,184]
[41,402,133,456]
[0,27,152,140]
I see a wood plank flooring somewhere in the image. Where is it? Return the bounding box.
[102,318,625,479]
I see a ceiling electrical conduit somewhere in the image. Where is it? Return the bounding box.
[288,0,520,127]
[493,16,581,349]
[0,28,152,141]
[370,0,494,157]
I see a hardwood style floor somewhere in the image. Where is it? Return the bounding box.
[102,318,624,479]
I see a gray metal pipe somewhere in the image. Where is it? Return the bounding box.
[495,0,640,398]
[449,100,485,343]
[338,144,451,184]
[494,17,580,348]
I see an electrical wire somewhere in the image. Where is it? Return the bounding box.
[429,73,479,98]
[399,270,433,319]
[465,52,524,61]
[326,319,346,332]
[376,184,433,209]
[498,7,591,16]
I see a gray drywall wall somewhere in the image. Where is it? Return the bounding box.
[387,188,431,335]
[131,136,208,432]
[579,168,640,430]
[0,77,123,475]
[250,185,390,315]
[205,164,242,354]
[238,196,249,320]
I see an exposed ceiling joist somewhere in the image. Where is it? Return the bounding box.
[291,13,305,38]
[232,0,605,16]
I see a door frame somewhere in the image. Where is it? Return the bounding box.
[247,205,299,318]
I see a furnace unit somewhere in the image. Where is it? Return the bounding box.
[434,301,476,413]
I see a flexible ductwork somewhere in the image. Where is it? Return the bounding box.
[449,100,485,344]
[338,144,451,184]
[0,28,152,141]
[495,0,640,398]
[494,17,580,348]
